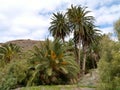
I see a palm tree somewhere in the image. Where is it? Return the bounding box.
[66,5,94,70]
[27,39,79,85]
[49,12,70,42]
[0,43,21,63]
[81,24,101,74]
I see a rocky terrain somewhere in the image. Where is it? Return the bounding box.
[0,39,43,51]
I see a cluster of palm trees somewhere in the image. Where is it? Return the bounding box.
[0,5,102,88]
[49,5,101,75]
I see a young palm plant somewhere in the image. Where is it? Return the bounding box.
[27,39,79,86]
[0,43,21,63]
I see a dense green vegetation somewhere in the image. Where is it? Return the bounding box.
[97,35,120,90]
[0,4,120,90]
[97,19,120,90]
[21,85,96,90]
[27,39,79,86]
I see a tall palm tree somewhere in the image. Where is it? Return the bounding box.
[81,24,101,74]
[49,12,70,42]
[0,43,21,63]
[67,5,94,73]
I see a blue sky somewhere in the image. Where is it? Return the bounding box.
[0,0,120,42]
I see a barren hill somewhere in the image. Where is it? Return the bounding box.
[2,39,43,51]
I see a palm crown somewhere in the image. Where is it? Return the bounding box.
[49,12,70,42]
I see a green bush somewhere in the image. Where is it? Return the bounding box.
[0,59,29,89]
[97,36,120,90]
[0,75,17,90]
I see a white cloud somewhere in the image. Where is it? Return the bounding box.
[9,27,30,35]
[0,0,120,42]
[101,27,114,34]
[12,14,50,29]
[95,4,120,26]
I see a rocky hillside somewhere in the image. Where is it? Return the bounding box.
[0,39,44,51]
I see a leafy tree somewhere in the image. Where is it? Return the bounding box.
[114,18,120,41]
[27,39,79,85]
[49,12,70,42]
[97,35,120,90]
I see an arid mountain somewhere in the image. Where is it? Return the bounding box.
[0,39,43,51]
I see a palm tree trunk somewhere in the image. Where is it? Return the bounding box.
[77,37,81,78]
[92,53,96,69]
[74,41,80,79]
[82,45,87,75]
[78,42,81,78]
[78,41,81,69]
[62,36,65,43]
[74,38,81,78]
[92,59,95,69]
[74,40,78,63]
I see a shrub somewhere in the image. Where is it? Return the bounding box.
[0,59,29,89]
[97,36,120,90]
[0,75,17,90]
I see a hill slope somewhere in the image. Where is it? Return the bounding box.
[1,39,43,51]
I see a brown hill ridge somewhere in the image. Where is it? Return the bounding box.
[1,39,43,51]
